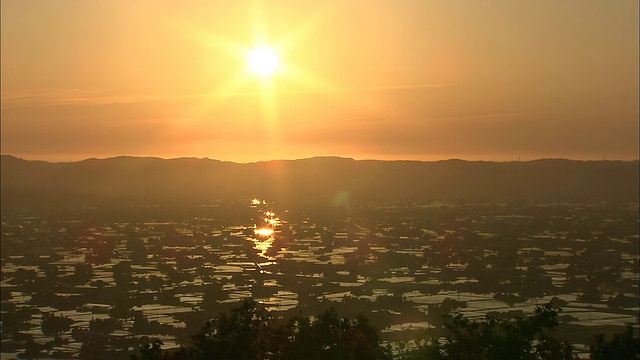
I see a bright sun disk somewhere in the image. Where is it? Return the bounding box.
[248,46,279,76]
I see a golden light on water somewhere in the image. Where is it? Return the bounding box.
[255,228,275,237]
[250,202,280,259]
[253,226,275,259]
[252,235,275,259]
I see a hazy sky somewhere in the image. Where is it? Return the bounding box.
[1,0,638,162]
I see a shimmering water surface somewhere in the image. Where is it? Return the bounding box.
[1,200,638,359]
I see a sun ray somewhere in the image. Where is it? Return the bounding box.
[154,0,395,160]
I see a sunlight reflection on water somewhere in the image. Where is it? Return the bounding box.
[250,202,281,259]
[254,228,274,237]
[252,235,275,259]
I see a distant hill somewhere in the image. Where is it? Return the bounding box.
[1,155,638,207]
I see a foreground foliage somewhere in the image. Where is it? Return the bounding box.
[133,298,391,360]
[590,326,639,360]
[131,299,639,360]
[403,304,576,360]
[189,299,391,360]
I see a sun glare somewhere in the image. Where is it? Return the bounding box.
[255,228,275,237]
[248,46,279,76]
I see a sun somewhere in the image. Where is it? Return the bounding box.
[247,46,280,77]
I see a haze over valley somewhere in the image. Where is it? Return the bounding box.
[1,0,638,358]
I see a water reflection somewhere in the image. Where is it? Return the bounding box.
[251,198,262,206]
[252,235,275,259]
[255,228,274,237]
[250,200,281,259]
[3,200,637,360]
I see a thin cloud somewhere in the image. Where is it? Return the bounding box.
[1,83,455,108]
[1,88,142,108]
[276,83,455,95]
[477,112,526,119]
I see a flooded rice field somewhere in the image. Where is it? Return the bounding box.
[1,200,638,358]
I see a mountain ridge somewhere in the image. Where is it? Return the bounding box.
[5,154,638,165]
[2,155,638,207]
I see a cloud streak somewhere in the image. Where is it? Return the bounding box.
[1,83,455,108]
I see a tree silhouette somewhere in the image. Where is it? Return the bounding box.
[41,313,73,337]
[130,299,638,360]
[282,308,391,360]
[590,326,639,360]
[407,304,577,360]
[133,298,391,360]
[192,298,273,360]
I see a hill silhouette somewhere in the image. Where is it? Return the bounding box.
[1,155,638,207]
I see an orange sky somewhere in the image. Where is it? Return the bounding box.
[1,0,638,162]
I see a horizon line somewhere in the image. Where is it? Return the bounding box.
[2,153,639,165]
